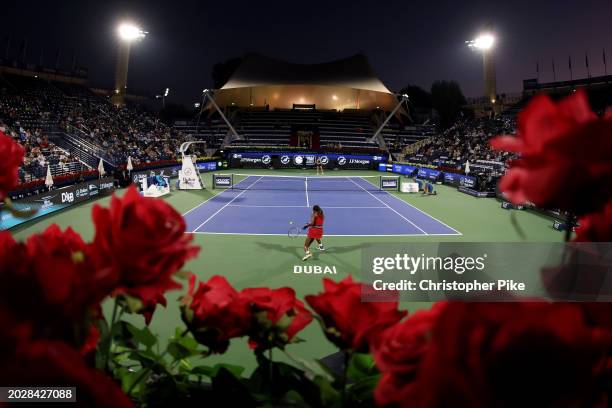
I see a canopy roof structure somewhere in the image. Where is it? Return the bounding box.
[213,54,398,111]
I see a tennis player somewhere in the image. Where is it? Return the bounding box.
[315,157,324,176]
[302,205,325,261]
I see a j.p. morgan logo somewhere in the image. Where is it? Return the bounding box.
[320,156,329,165]
[261,155,271,165]
[294,155,304,165]
[280,155,290,165]
[337,156,347,166]
[294,265,337,274]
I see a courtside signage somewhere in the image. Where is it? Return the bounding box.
[213,175,233,188]
[0,178,115,230]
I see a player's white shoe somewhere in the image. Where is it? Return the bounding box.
[317,244,325,251]
[302,251,313,261]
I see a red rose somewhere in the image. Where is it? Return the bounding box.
[574,201,612,242]
[0,131,24,199]
[305,277,406,352]
[372,303,446,407]
[0,226,114,347]
[241,286,312,350]
[491,91,612,214]
[0,340,134,408]
[181,275,252,354]
[92,186,199,323]
[396,302,610,408]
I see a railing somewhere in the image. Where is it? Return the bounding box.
[19,161,91,183]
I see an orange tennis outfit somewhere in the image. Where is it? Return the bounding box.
[307,214,324,239]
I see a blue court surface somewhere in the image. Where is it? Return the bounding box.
[183,175,461,236]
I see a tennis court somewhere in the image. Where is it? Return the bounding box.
[183,174,461,236]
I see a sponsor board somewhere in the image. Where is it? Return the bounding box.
[1,178,115,230]
[381,178,399,190]
[213,175,233,188]
[228,152,383,169]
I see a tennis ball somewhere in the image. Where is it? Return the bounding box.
[289,221,294,224]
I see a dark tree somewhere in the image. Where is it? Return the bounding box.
[430,80,467,128]
[211,57,243,89]
[399,85,432,109]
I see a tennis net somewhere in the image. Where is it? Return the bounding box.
[212,173,400,192]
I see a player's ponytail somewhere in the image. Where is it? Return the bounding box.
[313,205,324,219]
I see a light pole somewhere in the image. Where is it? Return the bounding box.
[111,23,146,107]
[466,33,497,105]
[155,87,169,108]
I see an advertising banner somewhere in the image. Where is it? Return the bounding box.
[443,172,477,188]
[229,152,385,170]
[417,168,441,180]
[1,178,115,230]
[381,177,400,190]
[213,175,233,189]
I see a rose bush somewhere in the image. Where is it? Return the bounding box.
[242,286,312,350]
[372,302,447,407]
[181,275,252,353]
[490,90,612,214]
[0,226,113,348]
[384,302,611,408]
[306,277,406,352]
[0,131,25,200]
[92,186,200,323]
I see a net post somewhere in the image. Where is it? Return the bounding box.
[379,175,383,191]
[212,173,215,190]
[231,174,234,190]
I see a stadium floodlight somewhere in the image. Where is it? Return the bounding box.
[466,34,495,51]
[117,23,146,42]
[466,32,497,106]
[112,22,146,107]
[164,88,170,97]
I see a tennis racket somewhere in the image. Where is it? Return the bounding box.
[288,226,301,238]
[288,221,306,238]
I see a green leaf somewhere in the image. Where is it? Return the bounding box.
[191,364,245,379]
[313,375,341,406]
[129,349,160,366]
[347,353,377,382]
[114,367,143,394]
[126,323,157,349]
[347,374,380,405]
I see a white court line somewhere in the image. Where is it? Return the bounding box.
[182,174,253,216]
[186,231,463,237]
[225,204,387,209]
[192,176,263,232]
[381,188,462,235]
[305,177,310,207]
[358,176,462,236]
[348,177,428,235]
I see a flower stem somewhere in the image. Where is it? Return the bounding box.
[104,298,119,372]
[126,328,189,396]
[341,351,351,405]
[268,348,274,397]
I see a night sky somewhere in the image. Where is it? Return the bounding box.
[3,0,612,104]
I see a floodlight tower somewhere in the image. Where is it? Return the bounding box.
[466,33,497,105]
[111,23,146,107]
